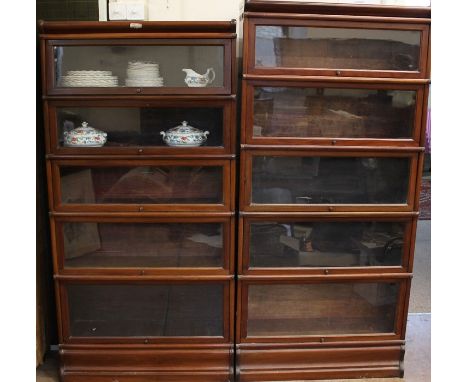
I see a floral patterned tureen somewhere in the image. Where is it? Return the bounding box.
[63,121,107,147]
[160,121,210,147]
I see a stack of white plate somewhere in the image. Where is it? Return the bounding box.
[125,61,164,87]
[60,70,119,87]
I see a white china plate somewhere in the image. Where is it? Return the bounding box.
[64,143,106,147]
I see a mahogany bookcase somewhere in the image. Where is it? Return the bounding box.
[39,20,237,382]
[236,1,430,380]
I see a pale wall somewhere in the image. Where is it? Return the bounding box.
[100,1,242,27]
[100,1,243,54]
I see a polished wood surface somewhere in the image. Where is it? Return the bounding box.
[39,21,237,381]
[44,39,233,96]
[236,343,404,381]
[239,148,420,213]
[51,214,235,276]
[243,14,430,79]
[242,79,426,147]
[60,343,234,382]
[239,214,416,275]
[38,20,237,34]
[48,98,237,155]
[238,3,429,380]
[51,158,233,212]
[244,0,431,18]
[39,10,430,380]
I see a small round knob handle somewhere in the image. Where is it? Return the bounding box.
[328,206,334,212]
[140,270,146,275]
[139,206,144,212]
[138,148,143,153]
[324,269,329,275]
[144,339,149,344]
[320,337,325,343]
[136,88,142,93]
[336,70,341,76]
[331,140,337,145]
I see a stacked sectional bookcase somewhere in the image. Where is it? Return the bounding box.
[39,20,237,382]
[236,1,430,380]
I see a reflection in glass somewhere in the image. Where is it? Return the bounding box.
[251,156,410,205]
[250,221,404,267]
[63,222,223,268]
[68,283,224,337]
[60,166,223,205]
[253,87,416,139]
[255,26,421,71]
[247,283,399,336]
[57,107,224,148]
[55,44,224,88]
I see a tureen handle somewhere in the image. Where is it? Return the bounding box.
[207,68,215,84]
[160,131,166,137]
[204,131,210,137]
[82,121,88,127]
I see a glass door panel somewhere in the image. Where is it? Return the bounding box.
[251,86,417,141]
[251,155,410,205]
[246,282,400,337]
[58,163,225,207]
[61,222,224,269]
[66,283,224,338]
[249,220,406,268]
[56,106,224,149]
[255,25,421,72]
[54,42,225,90]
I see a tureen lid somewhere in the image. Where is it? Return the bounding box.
[66,121,107,137]
[166,121,203,134]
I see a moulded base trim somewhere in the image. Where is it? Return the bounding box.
[60,344,234,382]
[236,343,404,381]
[61,371,232,382]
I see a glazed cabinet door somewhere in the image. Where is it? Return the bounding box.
[242,80,425,146]
[52,215,235,275]
[237,278,409,343]
[59,279,234,344]
[50,159,234,212]
[245,16,429,78]
[240,215,416,274]
[46,39,233,95]
[240,150,419,212]
[47,98,236,155]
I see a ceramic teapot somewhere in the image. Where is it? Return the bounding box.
[182,68,216,87]
[160,121,209,147]
[63,121,107,147]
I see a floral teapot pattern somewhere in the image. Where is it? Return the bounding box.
[63,121,107,147]
[160,121,209,147]
[182,68,216,87]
